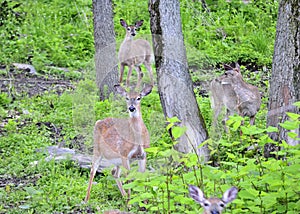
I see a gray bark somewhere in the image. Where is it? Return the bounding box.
[266,0,300,156]
[93,0,119,100]
[149,0,209,161]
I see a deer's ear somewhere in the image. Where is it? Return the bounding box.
[120,19,127,27]
[114,84,127,97]
[188,185,206,204]
[235,62,240,72]
[222,187,238,204]
[223,64,233,71]
[140,84,153,97]
[135,20,144,28]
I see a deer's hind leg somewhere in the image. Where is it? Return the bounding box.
[85,155,103,202]
[144,57,154,86]
[126,65,134,87]
[134,66,143,89]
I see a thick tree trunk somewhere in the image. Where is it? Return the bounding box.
[149,0,209,161]
[266,0,300,156]
[93,0,119,100]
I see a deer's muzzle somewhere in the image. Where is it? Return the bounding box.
[129,106,136,112]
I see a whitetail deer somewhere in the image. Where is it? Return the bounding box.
[188,185,238,214]
[84,84,153,202]
[210,64,261,129]
[118,19,154,88]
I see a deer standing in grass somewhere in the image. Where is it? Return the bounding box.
[210,64,261,130]
[118,19,154,88]
[84,84,153,202]
[188,185,238,214]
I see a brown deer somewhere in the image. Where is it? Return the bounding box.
[118,19,154,88]
[210,64,261,130]
[84,84,153,202]
[188,185,238,214]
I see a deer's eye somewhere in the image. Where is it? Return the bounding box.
[220,203,225,207]
[136,97,141,101]
[204,203,209,207]
[126,97,129,101]
[127,27,131,31]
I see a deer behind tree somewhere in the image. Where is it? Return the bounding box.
[118,19,154,87]
[210,64,261,128]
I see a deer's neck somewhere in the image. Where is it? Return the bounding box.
[129,109,145,131]
[124,34,134,42]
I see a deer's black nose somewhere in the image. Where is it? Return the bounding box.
[131,33,136,36]
[211,211,220,214]
[129,106,136,112]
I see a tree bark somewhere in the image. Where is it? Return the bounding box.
[266,0,300,156]
[149,0,209,161]
[93,0,119,100]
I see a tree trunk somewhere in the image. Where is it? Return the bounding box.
[266,0,300,157]
[93,0,119,100]
[149,0,209,161]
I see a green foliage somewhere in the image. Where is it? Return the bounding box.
[0,0,94,70]
[125,115,300,213]
[181,0,278,67]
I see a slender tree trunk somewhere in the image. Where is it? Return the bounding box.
[149,0,209,161]
[266,0,300,157]
[93,0,119,100]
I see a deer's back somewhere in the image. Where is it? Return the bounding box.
[94,118,150,159]
[118,39,151,65]
[233,82,261,116]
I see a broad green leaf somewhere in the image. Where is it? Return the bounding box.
[266,126,278,133]
[226,152,236,159]
[241,125,265,135]
[279,120,298,130]
[286,112,300,120]
[171,126,187,139]
[167,116,181,123]
[145,147,159,153]
[232,120,241,131]
[287,131,298,139]
[239,190,256,199]
[292,101,300,107]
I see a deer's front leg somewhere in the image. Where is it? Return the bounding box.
[119,64,125,84]
[112,165,127,197]
[126,65,134,87]
[138,157,146,173]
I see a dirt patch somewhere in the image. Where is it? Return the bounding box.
[0,65,75,97]
[0,174,41,188]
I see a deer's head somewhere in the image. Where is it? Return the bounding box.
[120,19,144,37]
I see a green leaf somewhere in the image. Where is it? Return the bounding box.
[145,147,159,154]
[167,116,181,123]
[171,126,187,139]
[286,112,300,120]
[241,125,265,135]
[266,126,278,133]
[239,190,256,199]
[287,131,298,139]
[279,120,298,130]
[226,152,236,160]
[292,101,300,107]
[232,120,241,131]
